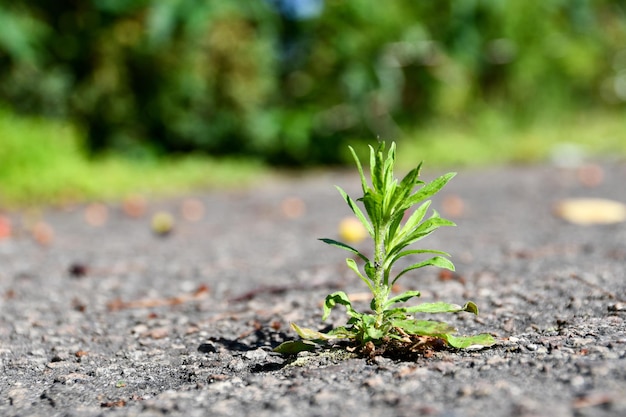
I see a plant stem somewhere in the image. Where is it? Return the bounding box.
[373,226,388,327]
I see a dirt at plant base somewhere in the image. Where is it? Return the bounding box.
[1,162,625,417]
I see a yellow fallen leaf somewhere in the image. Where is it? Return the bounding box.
[554,198,626,225]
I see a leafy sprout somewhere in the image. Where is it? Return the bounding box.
[275,141,495,355]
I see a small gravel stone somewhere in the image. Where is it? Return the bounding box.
[7,388,30,408]
[244,348,269,361]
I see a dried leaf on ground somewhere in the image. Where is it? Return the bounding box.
[554,198,626,225]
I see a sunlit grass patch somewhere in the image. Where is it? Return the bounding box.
[398,110,626,169]
[0,109,266,208]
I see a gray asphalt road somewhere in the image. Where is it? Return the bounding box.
[1,162,625,417]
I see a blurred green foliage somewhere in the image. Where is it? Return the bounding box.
[1,1,625,165]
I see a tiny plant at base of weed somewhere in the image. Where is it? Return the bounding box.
[275,141,495,356]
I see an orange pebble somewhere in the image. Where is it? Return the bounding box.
[85,203,108,227]
[280,197,306,219]
[122,195,147,218]
[577,164,604,188]
[32,221,54,246]
[442,194,465,218]
[0,216,12,239]
[181,198,205,222]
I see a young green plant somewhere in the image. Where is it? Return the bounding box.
[275,141,495,354]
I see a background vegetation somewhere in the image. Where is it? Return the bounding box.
[1,1,625,206]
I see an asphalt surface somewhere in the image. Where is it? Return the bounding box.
[1,162,625,417]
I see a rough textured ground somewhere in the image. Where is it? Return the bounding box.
[1,162,625,417]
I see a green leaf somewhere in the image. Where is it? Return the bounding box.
[383,142,396,185]
[392,319,457,335]
[386,249,451,269]
[346,258,374,292]
[406,172,456,207]
[364,324,386,342]
[361,189,382,228]
[396,163,423,201]
[382,307,409,321]
[291,323,336,341]
[393,256,455,284]
[381,143,397,214]
[390,200,432,247]
[346,313,385,343]
[382,178,398,219]
[336,186,374,238]
[462,301,479,315]
[273,339,318,354]
[322,291,359,321]
[319,238,369,263]
[348,146,370,195]
[391,319,496,349]
[403,301,469,314]
[326,326,359,340]
[442,333,497,349]
[364,261,376,281]
[391,215,456,257]
[387,164,423,217]
[371,143,385,192]
[385,208,406,246]
[383,290,421,309]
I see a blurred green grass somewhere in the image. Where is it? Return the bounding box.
[0,108,266,208]
[1,107,625,208]
[397,109,626,169]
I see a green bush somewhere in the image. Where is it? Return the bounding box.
[0,1,624,165]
